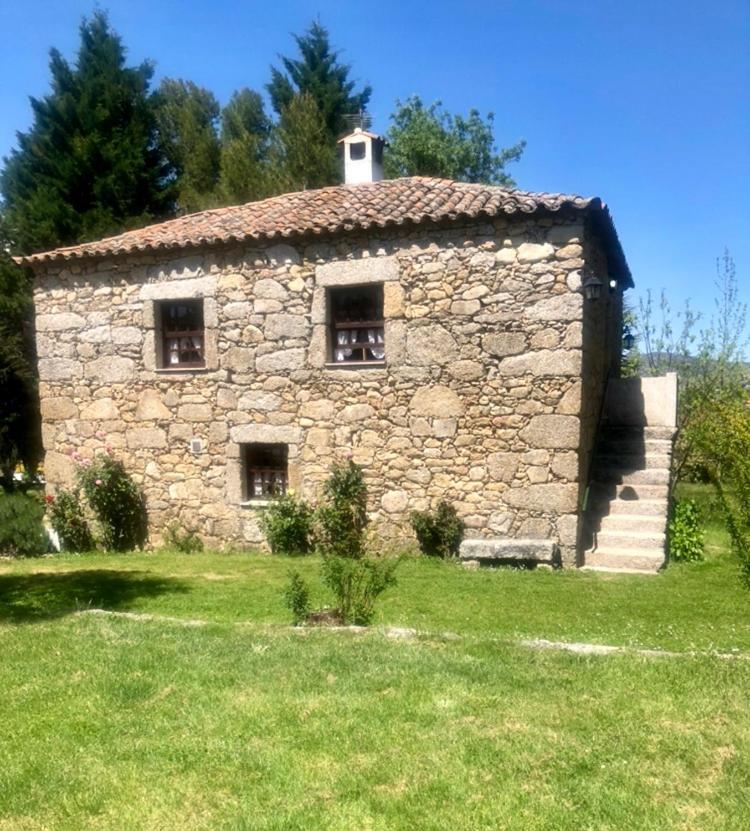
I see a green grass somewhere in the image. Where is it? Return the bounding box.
[1,483,749,829]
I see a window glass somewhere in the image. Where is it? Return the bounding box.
[160,300,205,367]
[243,443,288,500]
[329,284,385,363]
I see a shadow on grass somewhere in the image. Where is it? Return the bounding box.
[0,570,189,623]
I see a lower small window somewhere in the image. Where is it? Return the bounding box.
[159,299,205,368]
[243,443,288,500]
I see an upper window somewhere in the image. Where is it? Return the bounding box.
[159,300,205,368]
[243,443,288,500]
[329,284,385,364]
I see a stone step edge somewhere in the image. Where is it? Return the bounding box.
[586,546,665,560]
[599,516,667,529]
[580,565,661,575]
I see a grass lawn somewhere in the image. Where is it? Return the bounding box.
[1,484,749,829]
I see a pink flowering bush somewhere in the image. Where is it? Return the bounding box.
[75,451,147,551]
[46,489,95,552]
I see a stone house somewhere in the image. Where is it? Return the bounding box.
[21,129,675,570]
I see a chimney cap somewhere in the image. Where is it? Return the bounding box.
[337,128,387,144]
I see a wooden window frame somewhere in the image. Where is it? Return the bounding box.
[159,299,205,369]
[242,443,289,501]
[328,284,385,365]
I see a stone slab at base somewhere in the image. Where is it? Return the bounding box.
[459,538,561,568]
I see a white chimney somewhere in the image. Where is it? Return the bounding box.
[338,128,387,185]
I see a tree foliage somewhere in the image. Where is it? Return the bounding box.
[384,96,525,185]
[636,251,748,489]
[154,78,220,213]
[268,93,338,192]
[218,88,272,204]
[1,11,172,253]
[0,221,41,484]
[634,251,750,588]
[267,20,371,142]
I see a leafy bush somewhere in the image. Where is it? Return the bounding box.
[283,570,311,625]
[0,491,50,556]
[315,460,368,559]
[260,493,313,555]
[163,522,204,554]
[46,489,95,552]
[313,461,397,624]
[668,500,704,562]
[320,554,397,625]
[77,454,147,551]
[410,501,464,558]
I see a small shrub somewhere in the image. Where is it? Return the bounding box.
[668,500,705,562]
[315,460,368,559]
[163,522,204,554]
[46,489,95,552]
[260,493,313,555]
[283,570,312,625]
[77,453,147,551]
[320,554,398,625]
[410,501,464,558]
[0,491,50,557]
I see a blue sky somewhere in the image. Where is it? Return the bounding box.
[1,0,748,323]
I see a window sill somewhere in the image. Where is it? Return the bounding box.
[239,499,274,509]
[154,366,212,374]
[324,361,386,369]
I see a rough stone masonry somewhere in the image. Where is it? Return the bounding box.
[30,207,623,566]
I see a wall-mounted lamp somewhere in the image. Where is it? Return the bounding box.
[609,278,618,293]
[622,329,636,351]
[583,275,603,301]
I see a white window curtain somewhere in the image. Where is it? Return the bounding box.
[335,330,353,362]
[367,328,385,360]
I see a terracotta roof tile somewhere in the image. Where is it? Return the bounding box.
[17,177,631,285]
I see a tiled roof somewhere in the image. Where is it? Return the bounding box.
[18,177,631,284]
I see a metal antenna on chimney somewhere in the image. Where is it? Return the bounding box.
[342,111,372,132]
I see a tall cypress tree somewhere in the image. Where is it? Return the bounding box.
[218,88,272,205]
[0,12,172,476]
[154,79,221,214]
[268,92,338,193]
[267,21,371,144]
[1,11,173,253]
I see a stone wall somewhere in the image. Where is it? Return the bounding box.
[33,212,622,565]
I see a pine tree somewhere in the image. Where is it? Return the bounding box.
[267,21,371,144]
[154,79,221,213]
[1,11,172,253]
[218,88,272,204]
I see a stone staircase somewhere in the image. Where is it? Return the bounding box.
[581,374,678,574]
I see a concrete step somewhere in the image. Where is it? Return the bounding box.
[599,514,667,533]
[581,564,662,576]
[605,498,668,517]
[595,453,672,471]
[602,425,676,441]
[589,485,670,509]
[584,547,665,572]
[596,529,666,549]
[592,467,670,486]
[598,438,673,455]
